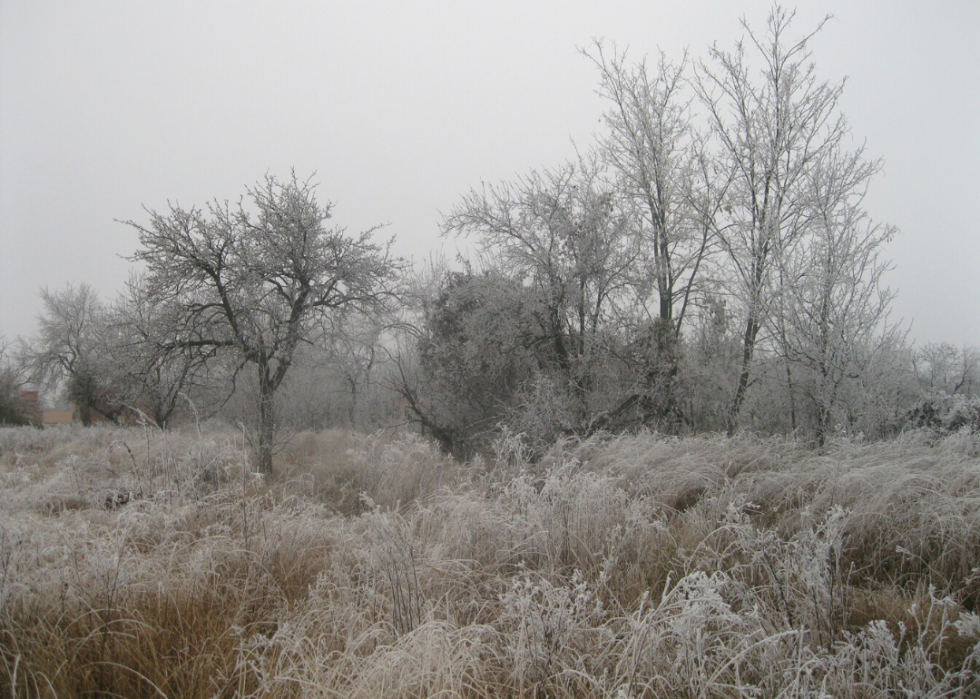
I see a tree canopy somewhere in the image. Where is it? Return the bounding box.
[127,172,399,473]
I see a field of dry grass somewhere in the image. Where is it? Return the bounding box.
[2,424,980,697]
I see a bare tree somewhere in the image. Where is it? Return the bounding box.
[777,147,898,444]
[127,172,399,475]
[442,154,640,427]
[0,337,32,426]
[108,274,224,427]
[324,315,385,428]
[587,44,735,425]
[914,343,980,398]
[695,7,851,433]
[23,283,120,425]
[587,42,714,336]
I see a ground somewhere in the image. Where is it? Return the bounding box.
[2,425,979,697]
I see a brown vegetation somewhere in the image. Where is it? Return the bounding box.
[2,425,980,697]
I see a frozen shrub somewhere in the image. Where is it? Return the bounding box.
[713,504,852,644]
[817,589,980,697]
[612,569,791,697]
[0,426,61,458]
[359,508,427,635]
[908,393,980,434]
[498,569,604,689]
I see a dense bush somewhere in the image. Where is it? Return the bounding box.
[0,343,33,427]
[908,393,980,434]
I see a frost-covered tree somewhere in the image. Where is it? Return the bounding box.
[776,147,898,444]
[587,42,716,336]
[914,343,980,398]
[23,283,120,425]
[442,155,640,428]
[394,269,544,457]
[127,172,399,475]
[0,337,32,426]
[107,273,226,427]
[695,7,871,433]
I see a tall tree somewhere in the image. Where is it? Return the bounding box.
[588,45,731,425]
[778,147,897,444]
[695,7,851,433]
[587,43,712,336]
[127,172,398,475]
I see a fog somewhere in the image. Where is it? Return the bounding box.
[2,0,978,345]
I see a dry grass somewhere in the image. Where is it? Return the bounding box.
[1,425,980,697]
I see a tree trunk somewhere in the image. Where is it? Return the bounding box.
[347,373,358,428]
[815,404,830,447]
[784,359,797,433]
[728,314,760,435]
[658,232,673,323]
[77,399,93,427]
[647,317,679,427]
[256,364,276,476]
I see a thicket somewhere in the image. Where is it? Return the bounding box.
[0,339,33,427]
[394,9,945,456]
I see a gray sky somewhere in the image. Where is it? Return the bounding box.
[2,1,978,346]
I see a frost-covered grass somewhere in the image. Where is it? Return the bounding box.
[1,425,980,697]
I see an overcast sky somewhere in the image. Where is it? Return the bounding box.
[2,1,978,347]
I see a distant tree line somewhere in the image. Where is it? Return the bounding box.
[3,8,979,470]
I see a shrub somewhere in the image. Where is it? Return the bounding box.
[908,392,980,434]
